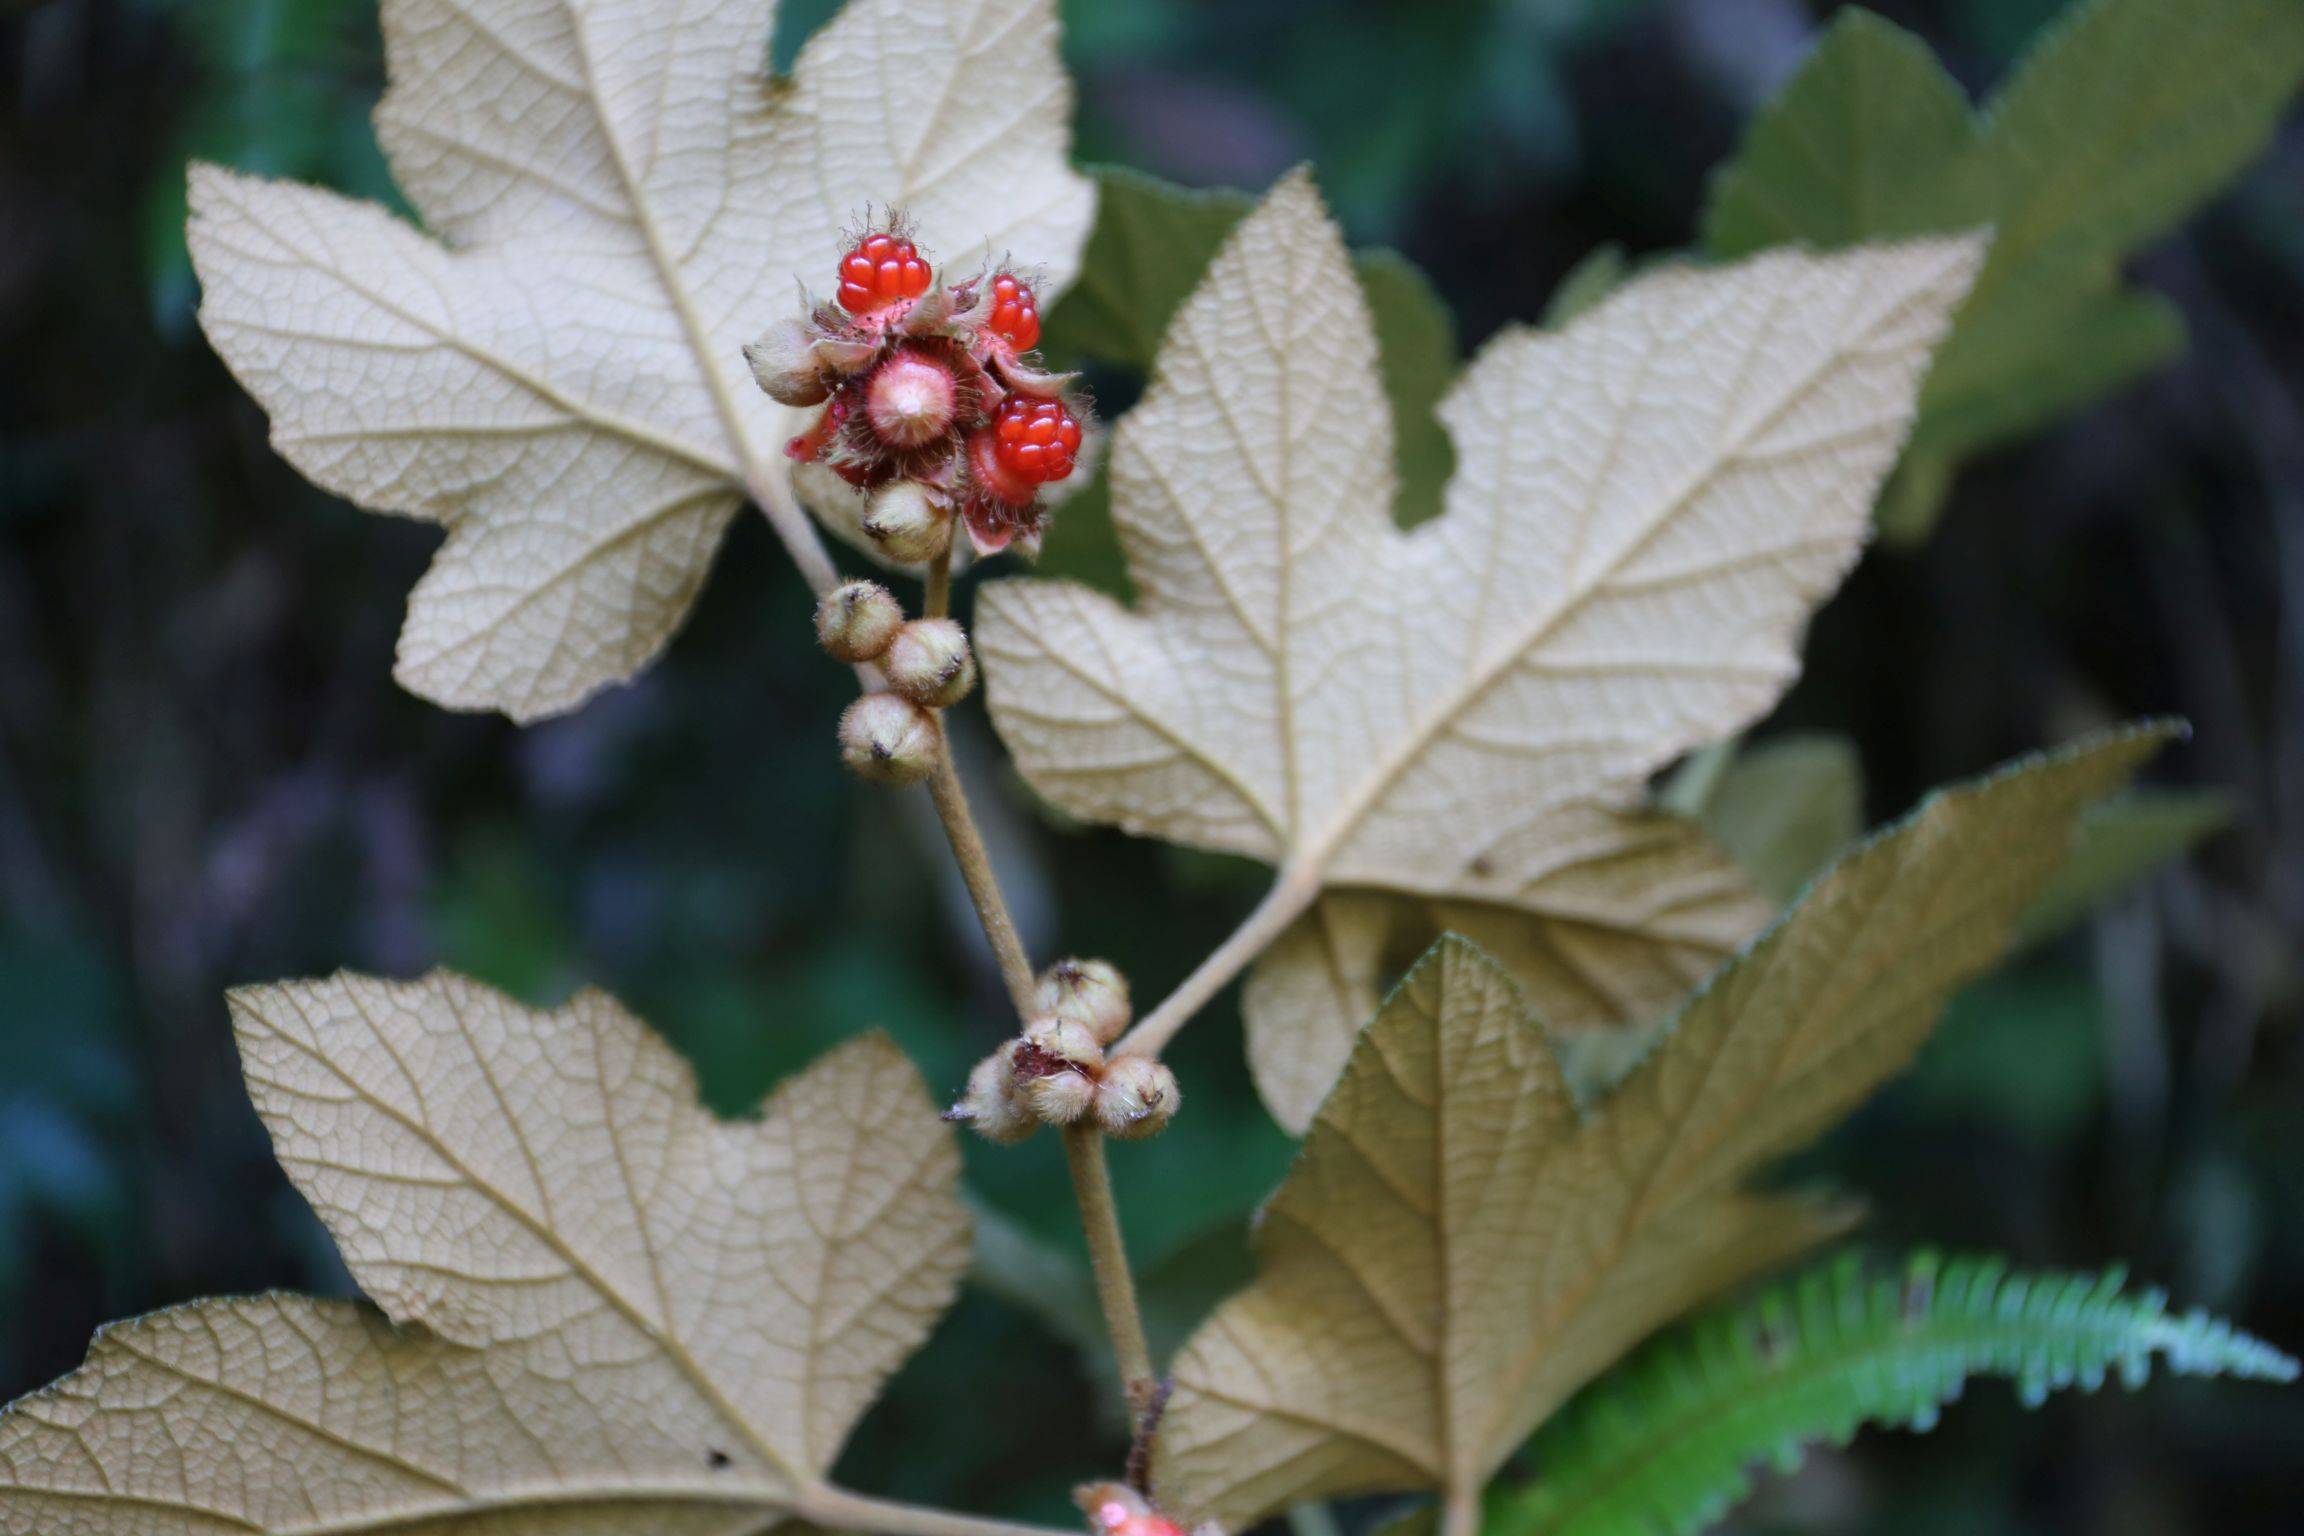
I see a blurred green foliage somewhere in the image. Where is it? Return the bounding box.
[1705,0,2304,540]
[2,1,2301,1532]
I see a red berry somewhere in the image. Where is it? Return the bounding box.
[990,395,1081,485]
[1087,1498,1182,1536]
[836,231,932,314]
[987,273,1040,351]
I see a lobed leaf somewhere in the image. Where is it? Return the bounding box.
[1705,0,2304,541]
[1037,165,1460,550]
[2015,788,2231,948]
[981,170,1981,1125]
[1244,822,1767,1134]
[1154,727,2165,1529]
[190,0,1094,720]
[1490,1249,2297,1536]
[0,973,971,1532]
[1688,732,1866,906]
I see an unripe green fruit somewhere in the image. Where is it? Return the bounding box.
[743,318,834,407]
[816,580,904,663]
[1021,1067,1097,1126]
[1035,957,1131,1046]
[861,480,951,565]
[884,618,976,708]
[1095,1056,1179,1140]
[837,692,938,786]
[1021,1015,1104,1072]
[949,1044,1035,1144]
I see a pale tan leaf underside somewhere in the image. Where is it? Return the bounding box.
[190,0,1094,721]
[0,974,970,1533]
[977,172,1983,1118]
[1156,729,2163,1530]
[1243,813,1770,1134]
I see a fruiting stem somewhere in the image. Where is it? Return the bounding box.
[919,719,1157,1412]
[1440,1486,1480,1536]
[802,1482,1076,1536]
[1111,865,1322,1061]
[925,541,954,621]
[763,470,1155,1437]
[1061,1122,1156,1397]
[921,723,1039,1019]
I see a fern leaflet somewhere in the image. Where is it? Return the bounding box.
[1485,1249,2297,1536]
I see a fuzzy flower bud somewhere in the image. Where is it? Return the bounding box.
[837,692,938,786]
[1021,1066,1098,1126]
[744,318,835,407]
[883,617,976,708]
[865,349,959,449]
[815,580,904,663]
[1021,1015,1105,1072]
[1035,958,1131,1046]
[1094,1056,1179,1140]
[947,1042,1035,1145]
[860,480,953,565]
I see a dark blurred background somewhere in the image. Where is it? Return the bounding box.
[1,1,2300,1532]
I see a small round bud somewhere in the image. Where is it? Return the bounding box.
[744,318,834,407]
[948,1043,1035,1144]
[1094,1057,1179,1140]
[837,693,938,786]
[1021,1066,1097,1126]
[1021,1015,1105,1072]
[884,618,976,708]
[1035,957,1131,1046]
[865,350,959,448]
[815,580,904,663]
[860,480,953,565]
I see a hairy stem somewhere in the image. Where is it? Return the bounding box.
[803,1482,1076,1536]
[924,540,954,620]
[921,718,1158,1413]
[1112,865,1323,1061]
[1062,1123,1156,1396]
[922,728,1040,1018]
[767,474,1155,1437]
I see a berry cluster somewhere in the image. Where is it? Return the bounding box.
[836,232,931,314]
[745,216,1091,563]
[948,958,1180,1143]
[817,578,977,787]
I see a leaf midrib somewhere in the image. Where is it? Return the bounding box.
[245,1014,805,1488]
[559,0,776,503]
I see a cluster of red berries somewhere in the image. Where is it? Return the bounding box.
[991,395,1081,482]
[745,217,1090,561]
[835,232,932,314]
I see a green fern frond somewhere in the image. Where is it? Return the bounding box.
[1485,1249,2297,1536]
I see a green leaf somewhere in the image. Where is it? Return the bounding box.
[1543,243,1630,328]
[1155,726,2166,1529]
[1688,732,1867,906]
[1486,1249,2297,1536]
[2015,787,2232,947]
[1704,0,2304,542]
[1040,167,1458,530]
[1705,13,1990,254]
[1357,249,1459,526]
[1040,167,1253,372]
